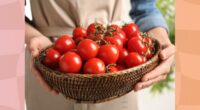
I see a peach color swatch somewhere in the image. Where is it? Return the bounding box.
[176,0,200,109]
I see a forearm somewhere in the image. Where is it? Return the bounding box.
[25,22,44,45]
[130,0,168,33]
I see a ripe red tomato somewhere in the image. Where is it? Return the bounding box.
[45,48,61,63]
[107,24,121,33]
[59,52,82,73]
[87,22,105,35]
[122,23,140,39]
[116,30,127,45]
[125,52,144,67]
[98,44,119,64]
[129,31,141,40]
[106,25,127,45]
[128,37,147,55]
[54,35,76,54]
[73,27,87,41]
[43,48,61,68]
[106,65,118,73]
[104,36,123,50]
[86,23,105,41]
[77,39,99,60]
[117,48,128,64]
[83,58,105,74]
[128,32,142,40]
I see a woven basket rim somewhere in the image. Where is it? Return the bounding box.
[34,39,161,78]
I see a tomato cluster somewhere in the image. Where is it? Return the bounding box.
[43,22,155,74]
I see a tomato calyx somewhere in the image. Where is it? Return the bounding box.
[41,52,46,60]
[94,23,105,35]
[106,64,117,73]
[95,34,110,45]
[105,31,114,37]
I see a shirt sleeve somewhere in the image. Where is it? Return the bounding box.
[130,0,168,32]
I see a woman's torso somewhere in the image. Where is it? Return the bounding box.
[30,0,132,37]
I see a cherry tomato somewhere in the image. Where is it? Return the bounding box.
[117,48,128,64]
[104,36,123,50]
[125,52,143,67]
[54,35,76,54]
[77,39,99,60]
[59,52,82,73]
[87,22,105,35]
[86,23,105,41]
[128,37,147,55]
[122,22,140,39]
[98,44,119,64]
[106,65,118,73]
[129,31,141,40]
[116,30,127,45]
[46,48,61,63]
[83,58,105,74]
[43,48,61,68]
[106,25,127,45]
[107,24,121,33]
[73,27,87,42]
[128,32,142,40]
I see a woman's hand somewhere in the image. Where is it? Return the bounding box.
[134,27,175,91]
[28,35,59,95]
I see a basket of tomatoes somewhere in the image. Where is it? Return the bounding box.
[34,22,161,103]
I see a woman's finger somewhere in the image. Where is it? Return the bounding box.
[141,55,174,82]
[31,49,39,58]
[142,75,167,88]
[134,74,167,91]
[29,36,51,58]
[29,39,40,58]
[160,45,175,60]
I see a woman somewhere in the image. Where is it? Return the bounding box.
[25,0,175,110]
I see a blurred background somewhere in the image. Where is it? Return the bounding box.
[25,0,175,110]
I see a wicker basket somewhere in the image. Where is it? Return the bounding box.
[34,39,161,103]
